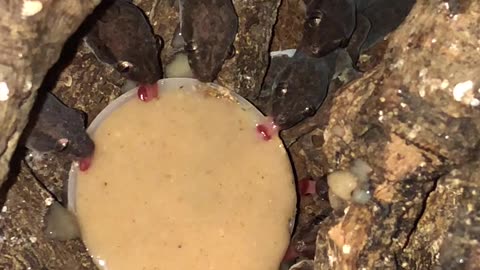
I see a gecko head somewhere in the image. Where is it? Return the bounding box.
[114,34,163,85]
[268,54,330,130]
[299,4,351,57]
[180,0,238,82]
[270,83,317,131]
[56,110,95,160]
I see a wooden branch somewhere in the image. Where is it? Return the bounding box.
[0,0,101,186]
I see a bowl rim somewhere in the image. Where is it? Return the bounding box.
[66,77,289,212]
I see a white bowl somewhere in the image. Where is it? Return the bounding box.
[67,78,293,214]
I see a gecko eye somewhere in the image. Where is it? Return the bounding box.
[55,138,69,152]
[117,61,133,73]
[226,45,236,59]
[274,82,288,98]
[302,105,316,117]
[185,41,198,53]
[307,10,324,28]
[154,34,164,49]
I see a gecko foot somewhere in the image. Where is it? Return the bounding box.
[137,83,159,102]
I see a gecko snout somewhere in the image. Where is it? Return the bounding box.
[69,136,95,161]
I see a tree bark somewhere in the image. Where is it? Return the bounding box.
[0,0,101,186]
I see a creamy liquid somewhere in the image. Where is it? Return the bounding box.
[76,87,296,270]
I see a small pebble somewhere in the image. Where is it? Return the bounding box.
[44,197,54,206]
[352,189,371,204]
[29,236,37,243]
[349,159,372,183]
[331,125,345,137]
[0,82,9,101]
[327,170,358,201]
[328,189,347,211]
[21,1,43,17]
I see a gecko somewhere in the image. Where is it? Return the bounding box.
[84,0,163,87]
[266,0,415,130]
[175,0,238,82]
[21,92,95,161]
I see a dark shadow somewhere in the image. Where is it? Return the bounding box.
[0,148,26,208]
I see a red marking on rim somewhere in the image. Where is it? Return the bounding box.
[79,157,92,172]
[256,124,272,141]
[298,178,317,196]
[282,245,300,262]
[255,117,278,141]
[137,83,159,102]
